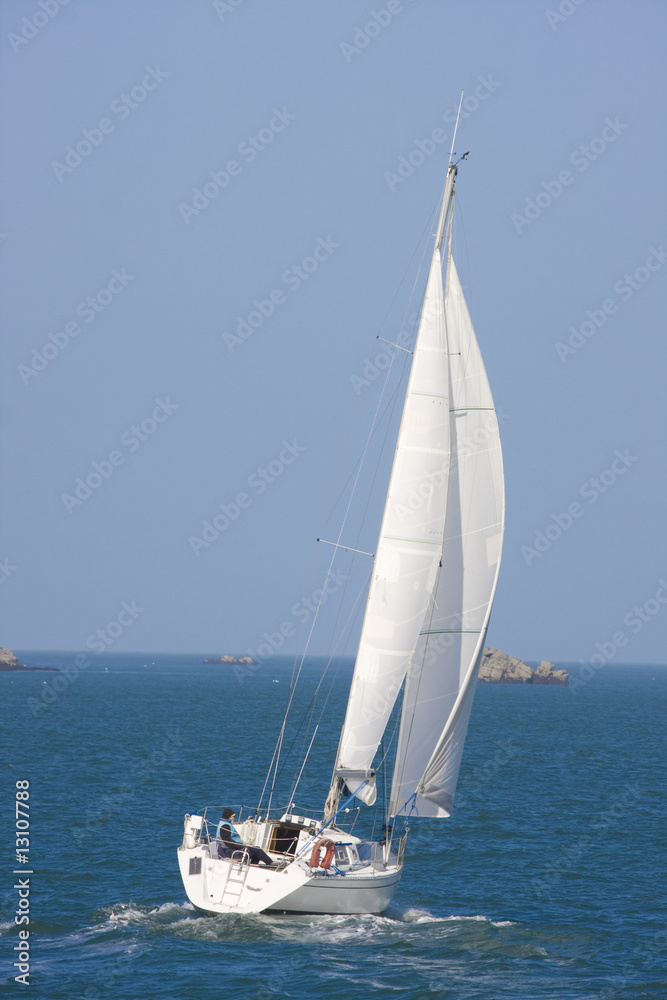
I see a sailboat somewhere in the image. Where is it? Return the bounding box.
[178,151,505,916]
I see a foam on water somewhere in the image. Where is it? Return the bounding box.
[2,659,664,998]
[64,896,530,958]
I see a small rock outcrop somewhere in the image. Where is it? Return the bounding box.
[0,647,23,670]
[203,655,257,665]
[532,659,569,684]
[479,648,568,684]
[0,647,55,672]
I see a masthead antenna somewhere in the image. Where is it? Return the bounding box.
[448,92,464,166]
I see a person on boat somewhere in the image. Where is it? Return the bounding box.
[215,808,275,867]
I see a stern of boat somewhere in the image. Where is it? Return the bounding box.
[177,810,405,916]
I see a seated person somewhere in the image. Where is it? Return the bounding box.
[216,808,275,867]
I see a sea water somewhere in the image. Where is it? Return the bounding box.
[1,654,665,999]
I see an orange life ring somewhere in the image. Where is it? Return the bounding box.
[309,838,336,869]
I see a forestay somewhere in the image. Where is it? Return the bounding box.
[335,246,452,805]
[389,255,505,819]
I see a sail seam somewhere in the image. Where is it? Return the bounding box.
[419,629,481,635]
[383,536,440,545]
[401,446,449,454]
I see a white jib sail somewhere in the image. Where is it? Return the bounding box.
[335,247,452,805]
[389,254,505,818]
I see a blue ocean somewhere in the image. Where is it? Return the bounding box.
[2,654,665,999]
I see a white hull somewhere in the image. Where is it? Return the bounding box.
[266,869,401,915]
[178,829,403,916]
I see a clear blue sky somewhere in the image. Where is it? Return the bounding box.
[1,0,666,664]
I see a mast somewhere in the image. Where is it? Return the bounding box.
[325,163,458,819]
[435,162,457,252]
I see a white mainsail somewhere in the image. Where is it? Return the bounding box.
[389,253,505,818]
[334,245,452,805]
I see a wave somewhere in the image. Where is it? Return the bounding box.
[26,898,529,956]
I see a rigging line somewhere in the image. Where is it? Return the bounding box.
[301,566,369,740]
[346,204,440,559]
[281,581,362,797]
[264,495,369,808]
[381,735,388,825]
[287,723,319,808]
[267,525,356,813]
[330,208,446,796]
[398,791,418,818]
[322,196,440,548]
[261,213,437,809]
[275,554,371,804]
[264,511,372,809]
[319,559,371,665]
[276,330,417,800]
[390,567,442,809]
[259,586,324,813]
[258,507,328,813]
[284,546,370,803]
[280,554,369,797]
[294,785,366,859]
[313,196,440,545]
[267,194,442,811]
[378,700,401,771]
[318,192,441,542]
[317,356,411,556]
[283,565,372,805]
[317,539,374,557]
[259,610,317,812]
[283,671,323,787]
[316,378,366,541]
